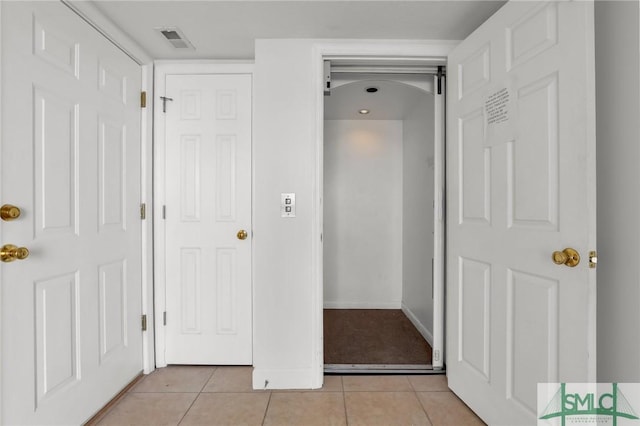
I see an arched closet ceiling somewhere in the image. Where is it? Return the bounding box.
[324,80,431,121]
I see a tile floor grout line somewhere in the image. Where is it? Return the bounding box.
[408,376,417,392]
[175,392,201,426]
[197,367,218,393]
[415,390,436,426]
[261,390,273,426]
[341,377,349,426]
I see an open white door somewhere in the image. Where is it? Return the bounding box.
[447,1,596,424]
[156,71,253,365]
[1,1,143,424]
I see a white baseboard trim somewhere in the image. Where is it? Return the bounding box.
[252,368,320,390]
[401,302,434,347]
[323,301,402,309]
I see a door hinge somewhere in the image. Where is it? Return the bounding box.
[141,314,147,331]
[434,349,440,362]
[163,311,167,326]
[140,91,147,108]
[140,203,146,220]
[162,205,166,219]
[589,250,598,269]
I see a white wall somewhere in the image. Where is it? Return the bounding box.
[323,120,403,309]
[595,1,640,382]
[252,39,453,389]
[401,95,435,343]
[253,40,321,389]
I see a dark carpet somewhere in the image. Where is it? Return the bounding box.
[323,309,432,365]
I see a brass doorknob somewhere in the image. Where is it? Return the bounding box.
[552,248,580,267]
[0,204,21,221]
[237,230,248,240]
[0,244,29,262]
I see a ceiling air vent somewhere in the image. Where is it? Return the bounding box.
[155,27,194,50]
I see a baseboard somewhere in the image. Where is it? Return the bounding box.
[252,368,321,390]
[401,302,434,347]
[323,301,402,309]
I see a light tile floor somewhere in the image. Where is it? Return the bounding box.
[92,366,485,426]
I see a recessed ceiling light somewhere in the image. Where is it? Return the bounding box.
[359,109,370,114]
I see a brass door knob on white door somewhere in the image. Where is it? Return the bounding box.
[0,204,21,221]
[237,230,248,240]
[0,244,29,262]
[552,248,580,267]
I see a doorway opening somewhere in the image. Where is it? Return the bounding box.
[322,61,445,374]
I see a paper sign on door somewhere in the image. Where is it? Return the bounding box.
[484,83,518,146]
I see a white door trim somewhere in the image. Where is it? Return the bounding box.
[0,3,5,421]
[310,41,457,386]
[140,65,155,374]
[153,61,254,368]
[432,73,446,370]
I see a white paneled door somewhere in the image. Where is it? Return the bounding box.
[447,1,596,424]
[160,74,252,364]
[1,2,143,424]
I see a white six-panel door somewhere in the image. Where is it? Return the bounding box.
[159,73,253,365]
[1,2,143,424]
[447,1,596,424]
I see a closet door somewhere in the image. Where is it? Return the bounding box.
[158,72,253,365]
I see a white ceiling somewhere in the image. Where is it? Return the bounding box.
[325,78,431,120]
[91,1,505,60]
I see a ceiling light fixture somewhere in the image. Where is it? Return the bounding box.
[359,109,370,115]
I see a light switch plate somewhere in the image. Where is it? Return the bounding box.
[281,193,295,218]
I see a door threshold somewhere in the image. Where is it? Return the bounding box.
[324,364,444,374]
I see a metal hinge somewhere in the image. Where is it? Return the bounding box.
[434,349,440,362]
[140,203,146,220]
[140,91,147,108]
[163,311,167,326]
[162,205,166,219]
[141,314,147,331]
[589,251,598,269]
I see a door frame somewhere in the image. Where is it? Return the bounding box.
[152,61,254,367]
[310,41,456,383]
